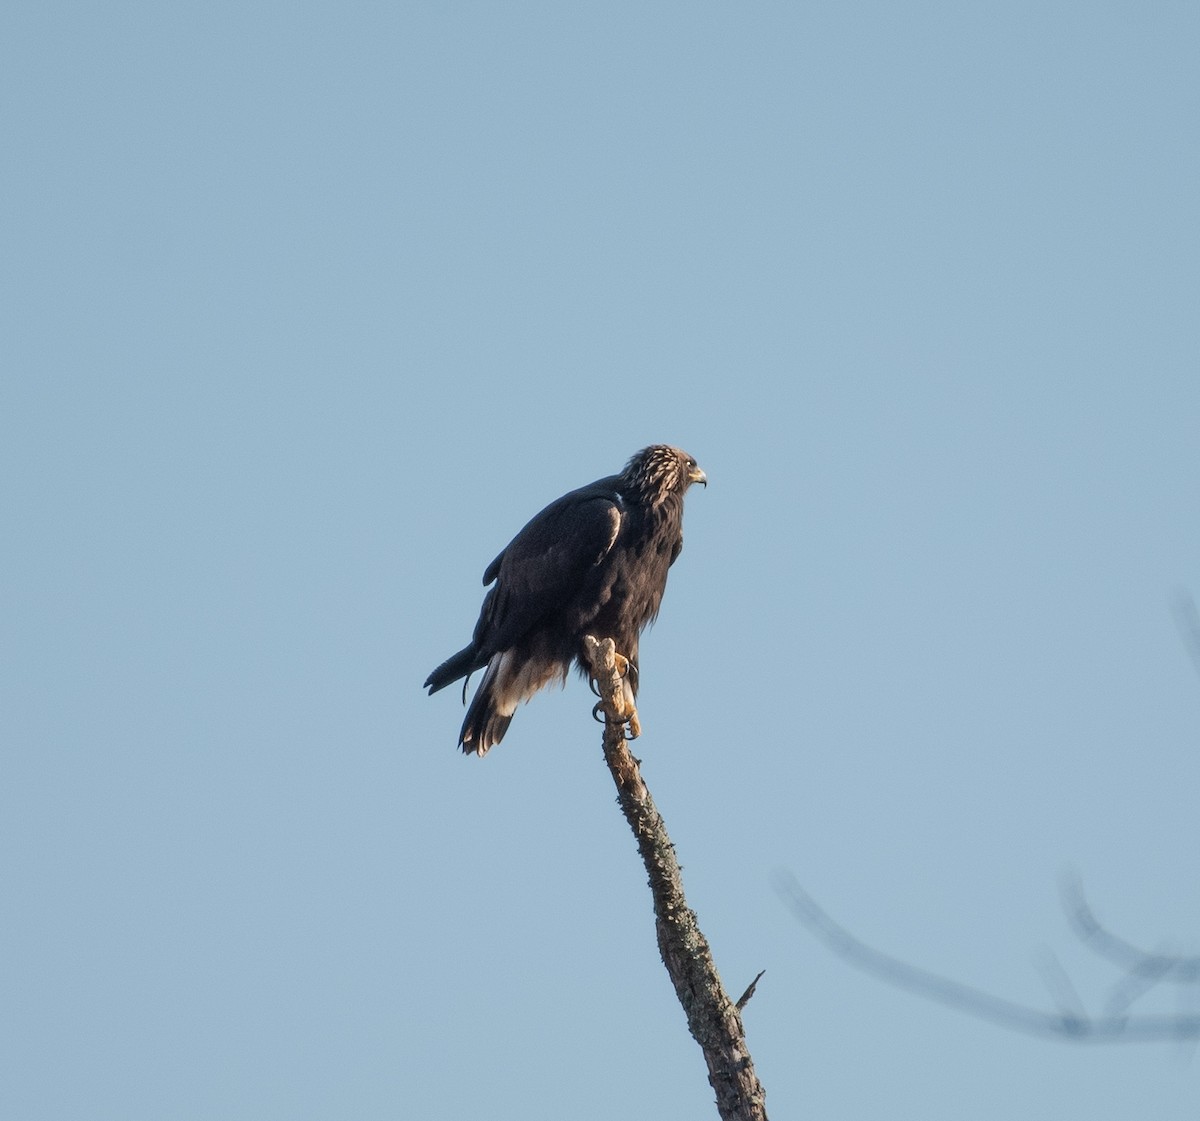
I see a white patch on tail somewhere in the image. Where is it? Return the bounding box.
[489,649,568,715]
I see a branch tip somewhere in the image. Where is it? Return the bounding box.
[736,971,767,1011]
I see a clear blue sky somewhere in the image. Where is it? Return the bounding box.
[4,3,1199,1118]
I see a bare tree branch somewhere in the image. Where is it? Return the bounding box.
[1061,871,1200,982]
[775,871,1200,1043]
[1171,589,1200,685]
[584,636,768,1121]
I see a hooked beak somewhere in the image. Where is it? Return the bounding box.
[688,465,707,488]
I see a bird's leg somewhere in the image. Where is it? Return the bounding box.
[586,651,630,697]
[615,655,639,689]
[611,651,641,739]
[582,635,642,740]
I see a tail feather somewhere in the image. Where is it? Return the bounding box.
[425,644,485,695]
[459,657,514,755]
[430,647,562,755]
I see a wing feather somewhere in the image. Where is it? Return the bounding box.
[477,486,623,652]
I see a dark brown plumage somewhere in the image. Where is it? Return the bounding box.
[424,445,706,754]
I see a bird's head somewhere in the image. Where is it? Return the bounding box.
[624,445,706,505]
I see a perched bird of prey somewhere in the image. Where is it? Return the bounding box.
[424,445,707,754]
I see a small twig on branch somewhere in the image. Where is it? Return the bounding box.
[775,871,1200,1043]
[583,636,768,1121]
[1030,945,1088,1026]
[736,971,767,1012]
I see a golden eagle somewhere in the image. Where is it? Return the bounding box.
[425,445,707,754]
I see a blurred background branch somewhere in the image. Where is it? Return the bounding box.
[1171,590,1200,687]
[776,871,1200,1044]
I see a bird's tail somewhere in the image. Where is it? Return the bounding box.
[459,656,514,755]
[424,644,486,695]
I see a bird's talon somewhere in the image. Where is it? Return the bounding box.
[612,653,639,685]
[591,700,641,739]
